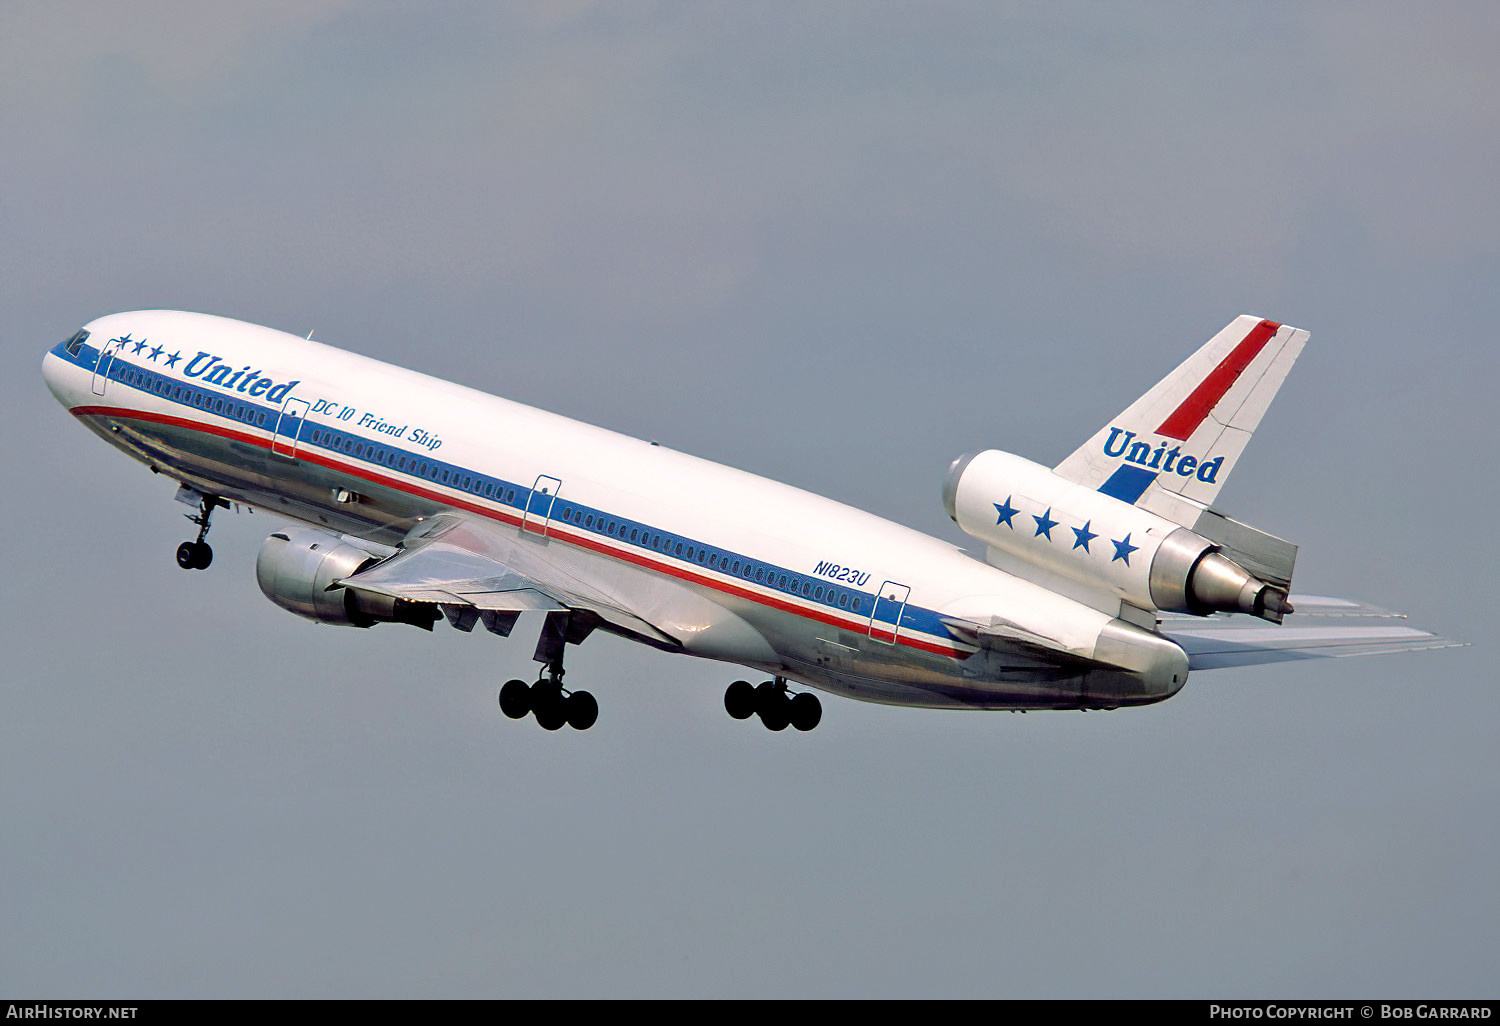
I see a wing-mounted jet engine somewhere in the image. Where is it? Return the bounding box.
[256,526,439,629]
[944,316,1310,624]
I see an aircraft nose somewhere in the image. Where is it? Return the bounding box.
[42,328,90,404]
[41,348,66,400]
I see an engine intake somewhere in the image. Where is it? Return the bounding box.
[256,527,437,629]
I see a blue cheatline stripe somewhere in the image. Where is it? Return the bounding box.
[1098,464,1157,503]
[54,338,958,650]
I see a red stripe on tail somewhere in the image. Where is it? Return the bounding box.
[1155,319,1281,440]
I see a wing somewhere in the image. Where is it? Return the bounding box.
[1160,595,1462,670]
[336,512,680,647]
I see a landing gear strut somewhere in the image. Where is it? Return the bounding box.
[497,611,599,730]
[176,492,225,570]
[725,677,821,731]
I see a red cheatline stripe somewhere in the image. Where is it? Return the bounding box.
[1156,319,1281,441]
[69,405,971,660]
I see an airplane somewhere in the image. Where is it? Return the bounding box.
[41,310,1456,732]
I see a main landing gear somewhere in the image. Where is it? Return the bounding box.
[724,677,821,731]
[497,610,599,730]
[498,676,598,731]
[176,492,226,570]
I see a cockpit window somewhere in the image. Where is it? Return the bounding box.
[63,329,90,356]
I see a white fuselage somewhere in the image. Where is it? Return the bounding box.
[43,310,1174,710]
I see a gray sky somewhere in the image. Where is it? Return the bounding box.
[2,1,1495,998]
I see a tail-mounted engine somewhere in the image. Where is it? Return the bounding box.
[256,527,438,629]
[943,450,1292,621]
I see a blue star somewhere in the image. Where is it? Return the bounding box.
[1071,520,1097,552]
[1111,533,1139,565]
[164,351,182,368]
[993,496,1019,528]
[1032,507,1058,540]
[131,337,148,355]
[110,333,132,347]
[148,344,164,361]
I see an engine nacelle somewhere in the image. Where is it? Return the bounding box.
[943,450,1290,620]
[256,527,437,629]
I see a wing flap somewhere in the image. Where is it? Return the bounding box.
[336,513,679,646]
[335,539,566,610]
[343,578,564,611]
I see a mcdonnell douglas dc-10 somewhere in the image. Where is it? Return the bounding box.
[42,311,1454,731]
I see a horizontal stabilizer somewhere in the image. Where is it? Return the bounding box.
[1276,595,1403,618]
[1158,593,1408,621]
[1161,622,1462,670]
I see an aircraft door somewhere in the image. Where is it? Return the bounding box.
[867,581,911,645]
[523,475,562,536]
[91,337,125,396]
[271,396,311,458]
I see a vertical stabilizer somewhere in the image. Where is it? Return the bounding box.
[1053,315,1309,525]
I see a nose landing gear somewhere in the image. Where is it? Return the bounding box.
[725,677,821,731]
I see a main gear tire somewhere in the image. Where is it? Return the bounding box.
[724,680,756,720]
[498,679,531,719]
